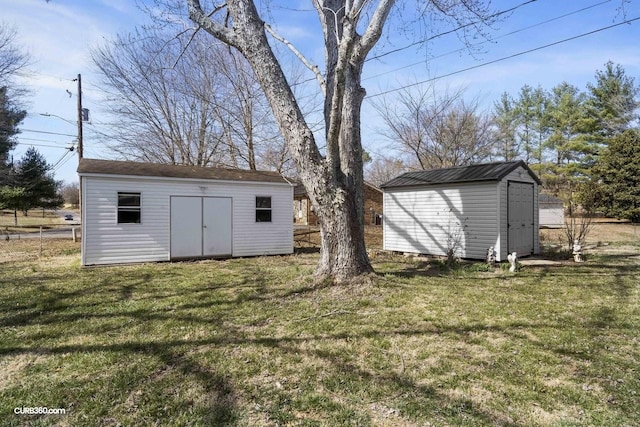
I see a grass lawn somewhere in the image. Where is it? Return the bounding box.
[0,232,639,426]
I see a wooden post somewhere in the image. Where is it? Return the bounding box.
[39,226,43,257]
[72,227,77,243]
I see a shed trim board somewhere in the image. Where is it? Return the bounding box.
[382,161,539,261]
[79,159,293,266]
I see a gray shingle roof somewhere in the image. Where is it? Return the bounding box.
[77,158,288,184]
[380,160,541,189]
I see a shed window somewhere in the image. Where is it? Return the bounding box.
[256,196,272,222]
[117,192,141,224]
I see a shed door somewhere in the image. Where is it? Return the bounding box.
[171,196,202,258]
[171,196,232,258]
[508,182,534,256]
[203,197,232,256]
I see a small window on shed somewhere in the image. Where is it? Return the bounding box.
[256,196,272,222]
[117,192,141,224]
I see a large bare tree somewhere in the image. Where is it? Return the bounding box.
[375,85,494,170]
[0,22,30,85]
[184,0,495,282]
[365,155,410,187]
[93,26,285,170]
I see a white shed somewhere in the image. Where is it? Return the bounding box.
[539,194,565,228]
[381,161,541,261]
[78,158,293,266]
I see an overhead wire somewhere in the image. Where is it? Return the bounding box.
[366,15,640,99]
[365,0,540,63]
[290,0,601,88]
[12,141,74,149]
[362,0,612,82]
[15,137,74,145]
[20,128,77,137]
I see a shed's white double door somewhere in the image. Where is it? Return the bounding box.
[170,196,232,258]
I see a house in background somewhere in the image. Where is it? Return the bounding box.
[78,158,293,266]
[539,194,565,228]
[294,181,383,226]
[381,160,540,261]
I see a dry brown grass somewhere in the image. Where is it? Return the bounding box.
[540,220,640,247]
[0,238,80,263]
[294,225,384,250]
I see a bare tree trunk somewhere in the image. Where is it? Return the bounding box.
[314,67,371,279]
[186,0,392,282]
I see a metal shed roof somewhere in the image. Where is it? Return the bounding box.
[380,160,541,189]
[539,194,564,205]
[77,158,288,184]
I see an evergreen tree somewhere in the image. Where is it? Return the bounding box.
[14,147,63,214]
[588,129,640,223]
[544,82,596,195]
[492,92,520,160]
[0,86,26,181]
[587,62,639,140]
[511,85,549,167]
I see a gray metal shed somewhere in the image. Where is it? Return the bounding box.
[381,160,541,261]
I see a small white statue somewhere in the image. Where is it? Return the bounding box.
[507,252,517,272]
[573,240,583,262]
[486,246,496,266]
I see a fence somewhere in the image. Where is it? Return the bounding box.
[1,226,81,262]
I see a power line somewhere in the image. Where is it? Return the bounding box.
[363,0,612,82]
[13,141,74,149]
[367,15,640,99]
[290,0,542,88]
[366,0,540,63]
[53,150,76,172]
[20,128,77,137]
[50,149,75,172]
[15,137,74,145]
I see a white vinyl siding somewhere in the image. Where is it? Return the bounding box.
[540,206,564,228]
[81,175,293,266]
[383,164,540,261]
[383,181,500,260]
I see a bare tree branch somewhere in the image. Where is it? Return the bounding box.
[264,23,325,95]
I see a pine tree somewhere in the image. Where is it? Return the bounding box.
[14,147,63,214]
[588,129,640,223]
[587,62,639,140]
[492,92,519,160]
[0,86,26,182]
[544,83,596,195]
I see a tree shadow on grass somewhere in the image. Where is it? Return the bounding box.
[3,254,639,425]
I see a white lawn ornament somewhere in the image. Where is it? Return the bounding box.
[507,252,517,272]
[486,246,496,266]
[573,240,583,262]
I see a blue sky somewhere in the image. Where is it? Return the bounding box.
[2,0,639,183]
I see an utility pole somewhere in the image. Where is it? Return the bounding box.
[73,73,83,225]
[76,73,83,159]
